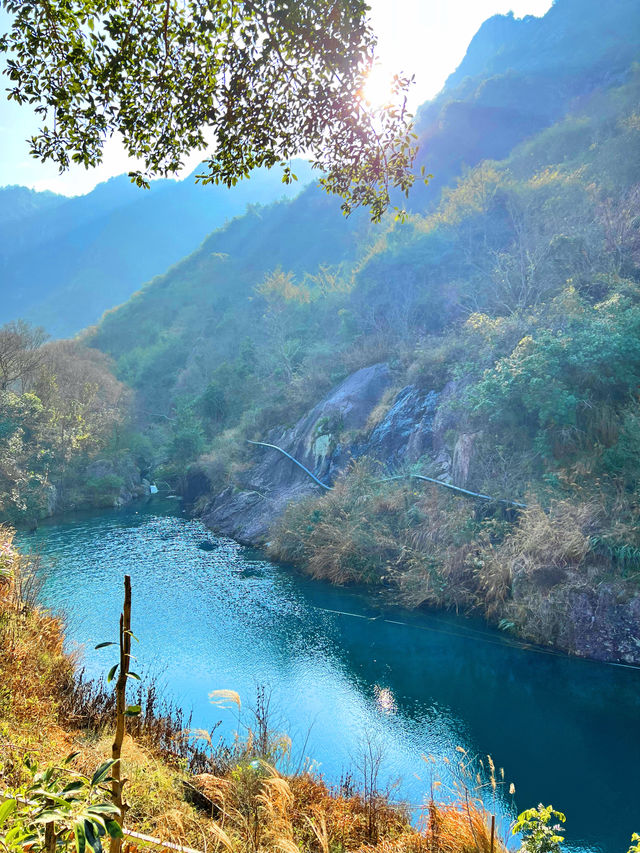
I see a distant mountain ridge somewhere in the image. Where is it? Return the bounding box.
[0,161,314,337]
[0,185,65,226]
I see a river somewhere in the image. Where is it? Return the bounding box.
[16,497,640,853]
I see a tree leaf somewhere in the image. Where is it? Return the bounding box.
[84,819,102,853]
[95,642,117,649]
[105,820,124,840]
[91,760,116,787]
[0,798,17,825]
[61,781,86,796]
[107,664,118,683]
[74,818,87,853]
[124,705,141,716]
[87,805,120,817]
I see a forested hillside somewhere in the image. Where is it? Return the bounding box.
[0,161,313,337]
[79,0,640,664]
[0,321,138,525]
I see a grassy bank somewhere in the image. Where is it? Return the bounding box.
[267,461,640,660]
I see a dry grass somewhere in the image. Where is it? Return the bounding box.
[191,763,417,853]
[269,461,404,586]
[269,462,483,610]
[478,499,601,613]
[420,800,507,853]
[0,527,75,786]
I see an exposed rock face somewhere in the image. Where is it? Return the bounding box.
[198,364,444,543]
[259,361,394,490]
[451,433,479,488]
[364,386,439,466]
[510,567,640,664]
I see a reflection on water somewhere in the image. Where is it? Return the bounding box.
[17,498,640,853]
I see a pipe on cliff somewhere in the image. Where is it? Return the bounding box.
[379,474,527,509]
[247,440,332,490]
[247,440,527,508]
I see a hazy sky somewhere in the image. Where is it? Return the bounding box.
[0,0,552,196]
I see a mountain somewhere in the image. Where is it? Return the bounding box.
[90,185,371,412]
[91,0,640,412]
[0,160,314,337]
[408,0,640,206]
[0,185,65,225]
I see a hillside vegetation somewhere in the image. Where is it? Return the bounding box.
[3,0,640,662]
[264,70,640,659]
[0,322,140,525]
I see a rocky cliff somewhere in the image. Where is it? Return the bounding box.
[196,363,449,543]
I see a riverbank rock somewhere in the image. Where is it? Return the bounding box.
[200,364,390,541]
[509,567,640,664]
[52,454,145,513]
[198,364,448,543]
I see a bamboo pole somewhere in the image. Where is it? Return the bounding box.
[111,575,132,853]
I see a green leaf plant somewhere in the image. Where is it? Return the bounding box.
[513,804,566,853]
[0,753,122,853]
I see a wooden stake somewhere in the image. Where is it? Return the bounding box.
[111,575,132,853]
[44,815,56,853]
[490,813,496,853]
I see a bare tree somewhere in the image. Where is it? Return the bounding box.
[598,183,640,276]
[29,341,130,459]
[0,320,47,391]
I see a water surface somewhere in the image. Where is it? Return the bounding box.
[17,498,640,853]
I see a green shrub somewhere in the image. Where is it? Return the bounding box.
[84,474,124,506]
[512,804,566,853]
[468,294,640,458]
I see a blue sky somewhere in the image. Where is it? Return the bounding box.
[0,0,552,195]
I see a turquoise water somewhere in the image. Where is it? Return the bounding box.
[16,498,640,853]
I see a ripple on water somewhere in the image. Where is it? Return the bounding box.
[16,499,640,853]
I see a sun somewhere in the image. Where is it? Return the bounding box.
[360,63,397,109]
